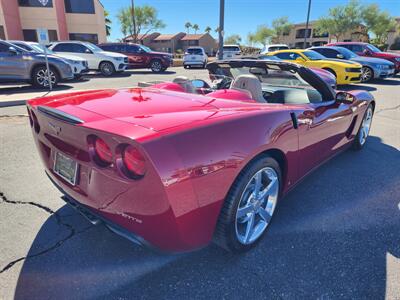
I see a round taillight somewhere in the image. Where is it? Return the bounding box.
[122,145,146,177]
[94,137,113,164]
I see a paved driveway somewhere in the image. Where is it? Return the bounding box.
[0,75,399,299]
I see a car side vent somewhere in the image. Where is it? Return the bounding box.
[37,106,84,125]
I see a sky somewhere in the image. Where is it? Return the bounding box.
[101,0,400,42]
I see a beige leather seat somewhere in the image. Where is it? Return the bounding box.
[231,74,265,103]
[172,76,197,94]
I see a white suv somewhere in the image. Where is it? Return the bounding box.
[217,45,241,59]
[49,41,128,76]
[183,47,208,69]
[260,44,289,54]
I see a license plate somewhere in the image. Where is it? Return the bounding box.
[54,152,78,185]
[191,56,196,59]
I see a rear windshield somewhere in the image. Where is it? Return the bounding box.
[223,46,240,52]
[187,48,203,55]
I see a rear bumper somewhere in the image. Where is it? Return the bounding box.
[47,172,156,250]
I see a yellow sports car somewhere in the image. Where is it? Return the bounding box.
[268,49,362,85]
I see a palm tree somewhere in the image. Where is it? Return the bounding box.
[205,26,212,34]
[215,26,220,34]
[185,22,192,34]
[192,24,200,34]
[104,10,112,37]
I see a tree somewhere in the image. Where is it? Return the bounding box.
[192,24,200,34]
[247,33,256,46]
[117,5,165,43]
[361,4,398,45]
[185,22,192,33]
[204,26,212,34]
[215,26,220,34]
[251,25,275,46]
[104,10,112,37]
[271,16,293,41]
[225,34,242,45]
[314,0,362,42]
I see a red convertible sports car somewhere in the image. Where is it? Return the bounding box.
[27,59,374,253]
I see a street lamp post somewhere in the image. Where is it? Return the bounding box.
[303,0,312,49]
[131,0,137,42]
[218,0,225,60]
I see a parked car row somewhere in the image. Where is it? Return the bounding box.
[258,42,399,83]
[0,39,175,88]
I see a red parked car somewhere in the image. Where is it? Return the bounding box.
[98,43,173,73]
[27,60,374,253]
[327,42,400,73]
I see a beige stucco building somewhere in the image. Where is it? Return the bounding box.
[277,21,368,49]
[0,0,106,44]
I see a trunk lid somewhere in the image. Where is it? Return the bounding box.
[29,88,254,132]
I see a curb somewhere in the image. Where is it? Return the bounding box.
[0,100,27,108]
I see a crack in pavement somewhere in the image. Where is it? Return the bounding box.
[376,105,400,114]
[0,192,92,274]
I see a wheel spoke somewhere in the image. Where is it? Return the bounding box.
[258,208,272,223]
[244,213,255,243]
[253,171,262,196]
[258,178,278,199]
[237,204,253,218]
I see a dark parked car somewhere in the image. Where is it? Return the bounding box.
[310,46,395,82]
[327,42,400,74]
[0,40,73,88]
[98,43,173,73]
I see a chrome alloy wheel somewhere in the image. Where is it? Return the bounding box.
[235,167,279,245]
[36,69,56,87]
[361,67,373,82]
[101,62,114,76]
[151,61,162,72]
[359,106,373,145]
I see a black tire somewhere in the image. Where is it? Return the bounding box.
[214,155,282,253]
[32,65,59,88]
[323,68,337,78]
[361,66,374,82]
[150,59,163,73]
[99,61,115,76]
[352,104,374,150]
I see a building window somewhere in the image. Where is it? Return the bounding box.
[48,30,58,41]
[22,29,58,42]
[313,31,329,38]
[295,28,311,39]
[69,33,98,44]
[64,0,95,14]
[18,0,53,7]
[23,29,38,42]
[0,26,5,40]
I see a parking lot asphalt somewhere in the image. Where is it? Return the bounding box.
[0,70,399,299]
[0,67,209,106]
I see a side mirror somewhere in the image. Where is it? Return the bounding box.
[295,57,305,63]
[85,48,92,54]
[8,46,19,55]
[337,54,344,59]
[191,79,206,89]
[336,91,355,103]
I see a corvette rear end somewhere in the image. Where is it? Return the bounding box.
[26,89,224,252]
